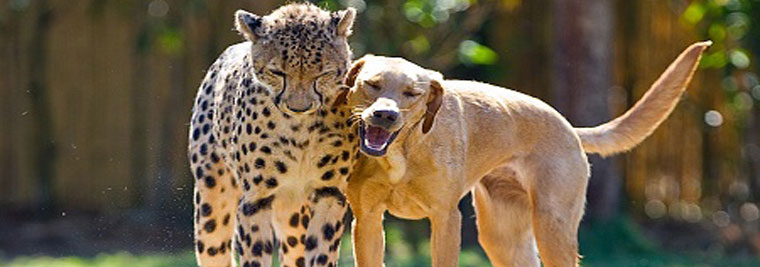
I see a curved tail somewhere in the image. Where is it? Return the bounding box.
[576,41,712,156]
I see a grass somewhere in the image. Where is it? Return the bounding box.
[578,217,760,267]
[2,219,759,267]
[0,252,196,267]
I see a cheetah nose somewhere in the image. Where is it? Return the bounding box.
[287,103,313,113]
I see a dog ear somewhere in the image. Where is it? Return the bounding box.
[422,79,444,134]
[235,10,266,41]
[331,86,351,108]
[344,58,367,87]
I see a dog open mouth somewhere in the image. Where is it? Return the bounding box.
[359,122,400,157]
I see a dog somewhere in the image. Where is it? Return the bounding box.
[342,41,710,267]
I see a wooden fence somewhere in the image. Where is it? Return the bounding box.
[0,0,752,224]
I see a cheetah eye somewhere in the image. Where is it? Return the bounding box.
[316,70,334,78]
[269,69,286,77]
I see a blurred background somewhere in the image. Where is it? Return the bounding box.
[1,0,759,266]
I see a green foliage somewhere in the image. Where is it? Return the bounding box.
[683,2,707,25]
[459,40,498,65]
[402,0,471,27]
[313,0,341,11]
[157,25,185,56]
[683,0,758,71]
[320,0,496,70]
[682,0,760,131]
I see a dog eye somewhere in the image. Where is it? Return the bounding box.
[365,81,381,91]
[403,91,421,98]
[269,69,286,77]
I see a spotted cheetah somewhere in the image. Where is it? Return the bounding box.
[188,3,358,266]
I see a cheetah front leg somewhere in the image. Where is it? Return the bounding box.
[191,150,241,267]
[275,204,312,267]
[236,193,277,267]
[304,187,349,267]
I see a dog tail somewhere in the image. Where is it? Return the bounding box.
[575,41,711,157]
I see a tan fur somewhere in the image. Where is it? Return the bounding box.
[344,41,710,267]
[576,41,710,156]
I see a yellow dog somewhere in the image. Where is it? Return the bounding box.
[343,41,710,267]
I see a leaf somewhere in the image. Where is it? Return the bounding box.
[458,40,498,65]
[158,26,184,56]
[729,49,751,69]
[682,2,706,25]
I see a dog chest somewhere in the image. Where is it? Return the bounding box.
[385,186,431,220]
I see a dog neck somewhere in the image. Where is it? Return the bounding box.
[373,120,429,184]
[359,116,433,184]
[375,144,406,184]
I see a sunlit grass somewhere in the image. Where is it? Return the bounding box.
[0,252,195,267]
[2,221,759,267]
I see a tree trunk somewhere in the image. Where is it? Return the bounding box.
[551,0,621,222]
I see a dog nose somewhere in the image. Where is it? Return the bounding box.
[372,109,399,123]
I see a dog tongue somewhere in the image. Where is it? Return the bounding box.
[365,125,391,149]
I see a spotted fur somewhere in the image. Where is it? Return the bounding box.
[189,3,357,266]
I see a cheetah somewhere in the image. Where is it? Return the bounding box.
[188,3,358,267]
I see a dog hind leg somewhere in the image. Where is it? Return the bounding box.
[527,158,588,267]
[472,171,539,267]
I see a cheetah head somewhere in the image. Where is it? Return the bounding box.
[235,3,356,116]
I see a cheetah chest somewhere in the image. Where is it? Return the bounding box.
[224,87,358,202]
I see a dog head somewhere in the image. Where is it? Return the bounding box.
[345,55,444,157]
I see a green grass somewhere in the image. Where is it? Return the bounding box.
[0,252,196,267]
[579,217,760,267]
[2,219,759,267]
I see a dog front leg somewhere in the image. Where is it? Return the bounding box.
[430,208,462,267]
[352,207,386,267]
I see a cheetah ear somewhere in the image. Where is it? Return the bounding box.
[335,7,356,37]
[235,10,266,42]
